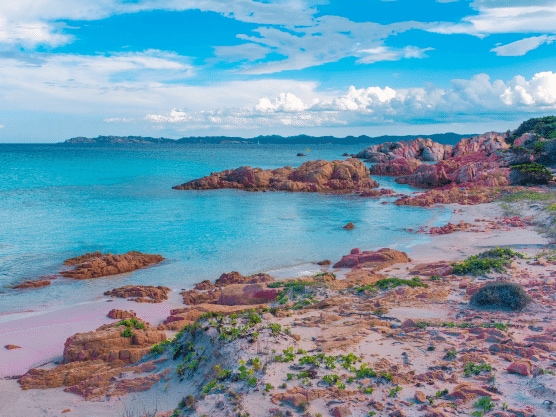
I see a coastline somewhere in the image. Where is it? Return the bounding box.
[1,200,552,416]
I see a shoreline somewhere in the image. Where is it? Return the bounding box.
[0,202,546,378]
[1,200,552,417]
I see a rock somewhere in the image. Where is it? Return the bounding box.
[214,271,274,287]
[194,280,215,290]
[317,259,332,265]
[409,261,453,276]
[507,361,531,376]
[297,153,306,157]
[107,309,136,320]
[62,320,166,364]
[428,221,473,235]
[13,279,51,289]
[173,159,379,193]
[414,390,427,403]
[103,285,170,303]
[330,405,352,417]
[342,222,355,230]
[370,157,422,176]
[218,283,278,306]
[389,410,406,417]
[181,289,221,305]
[333,247,409,270]
[356,138,452,163]
[61,251,164,279]
[18,320,167,396]
[161,303,266,330]
[5,344,21,350]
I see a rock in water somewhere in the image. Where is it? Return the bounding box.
[60,251,164,279]
[173,158,379,193]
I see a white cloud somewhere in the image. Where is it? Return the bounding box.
[104,117,134,123]
[0,124,4,128]
[491,35,556,56]
[255,93,314,113]
[146,109,191,123]
[0,0,323,47]
[356,46,433,64]
[430,1,556,36]
[142,71,556,131]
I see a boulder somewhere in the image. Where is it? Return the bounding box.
[107,309,136,319]
[5,344,21,350]
[214,271,274,287]
[342,222,355,230]
[61,251,164,279]
[333,248,409,270]
[507,361,532,376]
[218,283,278,306]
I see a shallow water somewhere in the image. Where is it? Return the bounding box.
[0,143,450,316]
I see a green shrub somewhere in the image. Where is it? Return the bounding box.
[452,247,524,275]
[470,281,531,310]
[121,327,134,338]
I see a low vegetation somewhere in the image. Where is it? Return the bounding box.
[452,247,524,275]
[470,281,531,311]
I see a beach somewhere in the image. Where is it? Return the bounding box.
[1,200,554,417]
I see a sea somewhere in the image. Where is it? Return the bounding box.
[0,143,451,318]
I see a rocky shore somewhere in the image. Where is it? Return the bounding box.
[2,117,556,416]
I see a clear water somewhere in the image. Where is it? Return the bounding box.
[0,143,451,315]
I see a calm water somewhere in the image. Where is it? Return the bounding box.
[0,143,450,315]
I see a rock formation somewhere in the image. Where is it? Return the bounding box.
[60,251,164,279]
[13,279,51,289]
[173,159,379,193]
[18,319,167,399]
[333,248,409,270]
[103,285,170,303]
[356,138,452,163]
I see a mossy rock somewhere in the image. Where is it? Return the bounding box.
[509,163,552,185]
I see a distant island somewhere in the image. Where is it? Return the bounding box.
[63,132,473,146]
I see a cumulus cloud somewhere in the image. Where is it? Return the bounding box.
[104,117,134,123]
[146,109,191,123]
[491,35,556,56]
[143,71,556,131]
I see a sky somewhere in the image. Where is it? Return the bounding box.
[1,0,556,142]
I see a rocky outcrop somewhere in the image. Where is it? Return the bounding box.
[107,309,136,319]
[161,304,267,330]
[103,285,170,303]
[427,221,474,235]
[356,138,452,163]
[369,157,422,176]
[214,271,274,287]
[394,186,506,207]
[393,133,510,189]
[180,288,221,305]
[333,248,409,270]
[13,279,51,289]
[217,283,278,306]
[62,320,166,364]
[173,159,379,193]
[18,319,167,397]
[61,251,164,279]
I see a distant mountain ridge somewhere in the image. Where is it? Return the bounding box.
[64,132,474,146]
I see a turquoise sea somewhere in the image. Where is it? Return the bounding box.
[0,143,451,316]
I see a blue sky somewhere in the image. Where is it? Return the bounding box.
[1,0,555,142]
